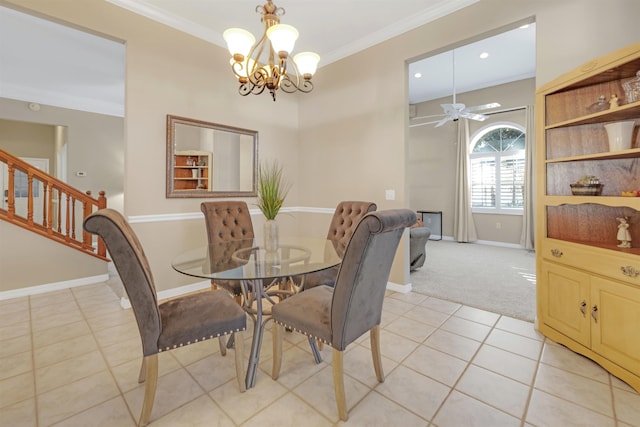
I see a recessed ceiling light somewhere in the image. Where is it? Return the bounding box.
[480,52,489,59]
[520,24,530,29]
[414,72,422,78]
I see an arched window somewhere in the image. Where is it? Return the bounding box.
[470,123,525,214]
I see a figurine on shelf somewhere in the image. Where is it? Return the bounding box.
[616,217,632,248]
[609,94,619,109]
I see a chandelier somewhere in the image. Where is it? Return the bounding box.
[223,0,320,101]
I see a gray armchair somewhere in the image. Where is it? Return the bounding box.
[410,226,431,271]
[270,209,416,421]
[84,209,246,426]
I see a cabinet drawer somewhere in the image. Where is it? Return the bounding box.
[541,239,640,286]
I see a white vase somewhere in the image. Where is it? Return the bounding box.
[604,121,635,152]
[263,219,279,252]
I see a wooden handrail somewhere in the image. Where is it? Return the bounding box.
[0,149,108,260]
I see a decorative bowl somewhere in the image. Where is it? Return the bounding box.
[570,184,603,196]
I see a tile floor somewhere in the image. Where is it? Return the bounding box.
[1,283,639,427]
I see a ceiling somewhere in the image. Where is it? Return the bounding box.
[0,0,535,116]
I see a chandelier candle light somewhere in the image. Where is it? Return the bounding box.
[223,0,320,101]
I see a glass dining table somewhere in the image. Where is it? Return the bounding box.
[171,235,342,389]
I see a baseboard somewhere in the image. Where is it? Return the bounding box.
[386,281,412,294]
[439,235,526,250]
[0,274,110,301]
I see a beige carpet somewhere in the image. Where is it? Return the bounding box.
[410,240,537,322]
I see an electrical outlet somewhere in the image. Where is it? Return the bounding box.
[385,189,395,200]
[496,222,501,229]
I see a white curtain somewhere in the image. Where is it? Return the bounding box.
[520,105,535,249]
[454,119,478,242]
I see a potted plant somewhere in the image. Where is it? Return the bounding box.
[257,160,291,250]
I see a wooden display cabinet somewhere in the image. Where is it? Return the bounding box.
[173,150,212,192]
[536,42,640,392]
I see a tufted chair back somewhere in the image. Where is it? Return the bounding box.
[201,201,255,244]
[83,209,162,356]
[326,201,377,258]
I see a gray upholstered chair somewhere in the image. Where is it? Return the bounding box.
[410,226,431,271]
[298,200,377,290]
[84,209,246,427]
[201,201,256,298]
[270,209,416,421]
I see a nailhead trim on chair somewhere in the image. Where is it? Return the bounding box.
[158,327,246,352]
[273,320,330,345]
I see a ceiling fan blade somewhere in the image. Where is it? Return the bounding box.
[434,117,452,127]
[411,113,447,120]
[441,103,465,115]
[408,118,448,128]
[463,102,501,113]
[460,112,488,121]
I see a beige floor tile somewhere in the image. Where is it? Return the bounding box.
[485,328,543,360]
[388,291,428,305]
[0,351,32,381]
[0,397,36,427]
[124,368,205,425]
[612,385,640,425]
[433,390,520,427]
[36,349,107,394]
[210,372,288,425]
[419,297,461,315]
[379,310,401,328]
[170,337,221,366]
[344,390,427,426]
[185,352,243,392]
[341,344,396,388]
[540,340,610,384]
[93,321,140,348]
[32,319,91,349]
[403,345,467,387]
[110,351,181,392]
[244,392,332,427]
[37,370,120,426]
[611,375,638,392]
[453,306,500,326]
[34,333,98,368]
[472,343,537,385]
[456,365,530,418]
[267,345,326,389]
[403,304,451,327]
[534,363,613,417]
[361,328,421,363]
[30,299,79,321]
[0,333,31,359]
[293,365,370,422]
[30,289,74,309]
[101,336,142,368]
[151,395,234,427]
[31,308,84,332]
[0,320,30,342]
[49,396,135,427]
[86,308,136,332]
[0,372,34,408]
[384,315,436,343]
[525,389,615,426]
[382,298,416,316]
[0,296,28,312]
[376,364,450,421]
[423,329,481,361]
[494,316,542,341]
[0,307,30,328]
[440,316,492,342]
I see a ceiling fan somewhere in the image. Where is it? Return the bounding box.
[410,51,501,128]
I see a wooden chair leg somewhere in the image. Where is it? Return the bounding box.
[234,331,246,392]
[332,348,348,421]
[137,357,146,383]
[218,335,227,356]
[138,354,158,427]
[370,325,385,383]
[271,323,283,380]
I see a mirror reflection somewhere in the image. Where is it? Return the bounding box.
[166,115,258,198]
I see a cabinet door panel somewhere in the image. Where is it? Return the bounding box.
[540,262,591,347]
[591,277,640,376]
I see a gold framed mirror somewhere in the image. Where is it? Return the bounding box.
[166,115,258,198]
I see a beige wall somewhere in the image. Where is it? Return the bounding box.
[0,97,125,212]
[0,119,56,172]
[409,78,536,244]
[2,0,639,294]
